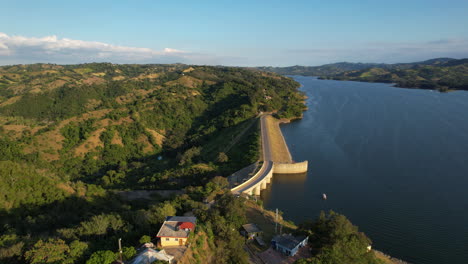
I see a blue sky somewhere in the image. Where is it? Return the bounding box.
[1,0,468,66]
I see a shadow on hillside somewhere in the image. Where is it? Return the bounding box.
[0,191,170,264]
[69,88,257,190]
[0,192,149,239]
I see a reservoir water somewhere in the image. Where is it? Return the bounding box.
[261,76,468,264]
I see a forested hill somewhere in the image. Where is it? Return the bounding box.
[0,63,306,263]
[319,58,468,91]
[257,58,468,91]
[256,62,388,76]
[0,63,305,186]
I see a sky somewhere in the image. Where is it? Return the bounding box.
[1,0,468,66]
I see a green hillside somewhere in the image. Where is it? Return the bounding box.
[319,59,468,91]
[256,62,388,76]
[0,63,306,188]
[257,58,468,91]
[0,63,306,264]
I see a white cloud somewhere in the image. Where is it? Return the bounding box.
[163,48,185,54]
[0,32,209,65]
[3,32,466,66]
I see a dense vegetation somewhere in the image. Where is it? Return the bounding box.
[258,58,468,91]
[295,211,383,264]
[1,63,385,264]
[0,63,305,189]
[0,63,305,263]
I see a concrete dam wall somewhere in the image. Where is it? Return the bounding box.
[273,161,308,174]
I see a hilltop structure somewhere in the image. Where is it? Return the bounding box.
[156,216,196,247]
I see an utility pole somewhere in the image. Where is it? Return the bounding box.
[275,208,278,234]
[118,238,123,262]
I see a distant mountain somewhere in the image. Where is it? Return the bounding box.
[257,58,468,91]
[319,58,468,91]
[411,57,455,65]
[256,62,388,76]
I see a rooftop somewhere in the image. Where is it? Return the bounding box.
[243,223,262,234]
[166,216,196,223]
[156,216,197,238]
[272,234,307,251]
[129,248,173,264]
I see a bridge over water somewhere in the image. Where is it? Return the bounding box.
[231,115,308,196]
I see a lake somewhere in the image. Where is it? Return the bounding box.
[261,76,468,264]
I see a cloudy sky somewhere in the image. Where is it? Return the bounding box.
[2,0,468,66]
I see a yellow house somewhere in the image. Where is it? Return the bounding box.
[156,216,196,247]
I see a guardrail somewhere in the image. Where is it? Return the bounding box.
[231,160,273,194]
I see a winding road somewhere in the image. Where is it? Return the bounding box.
[231,115,274,195]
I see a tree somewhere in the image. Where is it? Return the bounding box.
[179,147,201,165]
[24,238,87,264]
[214,193,247,229]
[0,234,24,260]
[149,202,177,224]
[122,246,136,260]
[25,238,69,264]
[204,176,229,198]
[139,235,151,244]
[69,240,88,261]
[217,152,228,163]
[298,211,383,264]
[78,213,126,236]
[203,193,249,264]
[86,250,116,264]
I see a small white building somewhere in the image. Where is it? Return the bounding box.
[129,248,174,264]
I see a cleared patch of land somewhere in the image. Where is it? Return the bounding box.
[245,200,296,245]
[0,95,22,107]
[74,128,106,157]
[146,128,165,146]
[165,75,204,88]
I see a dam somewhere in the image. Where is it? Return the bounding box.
[231,115,308,196]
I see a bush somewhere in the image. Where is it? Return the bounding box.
[122,246,136,260]
[86,250,117,264]
[139,235,152,244]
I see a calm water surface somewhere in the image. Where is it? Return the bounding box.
[261,76,468,264]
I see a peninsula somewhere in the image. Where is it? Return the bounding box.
[257,58,468,91]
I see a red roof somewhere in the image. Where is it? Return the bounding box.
[178,222,195,230]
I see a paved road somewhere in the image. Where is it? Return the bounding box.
[232,115,273,194]
[260,115,272,161]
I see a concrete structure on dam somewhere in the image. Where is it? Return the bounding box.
[231,115,308,196]
[273,161,308,174]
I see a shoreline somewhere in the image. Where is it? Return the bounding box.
[269,81,411,264]
[374,250,411,264]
